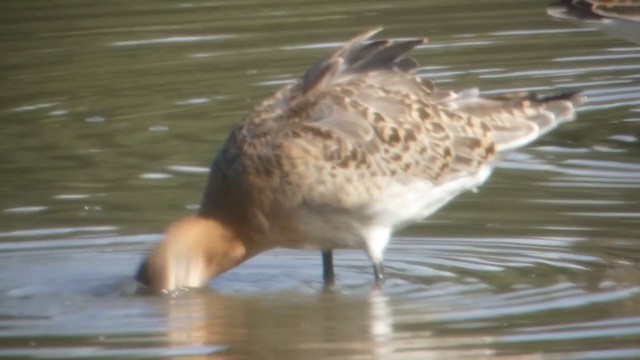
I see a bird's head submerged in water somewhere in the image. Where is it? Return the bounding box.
[135,216,251,293]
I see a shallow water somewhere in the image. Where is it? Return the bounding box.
[1,0,640,358]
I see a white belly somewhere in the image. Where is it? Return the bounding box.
[367,165,494,230]
[272,165,494,250]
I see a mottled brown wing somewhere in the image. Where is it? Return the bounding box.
[442,89,586,152]
[241,28,425,139]
[241,86,498,211]
[230,29,583,213]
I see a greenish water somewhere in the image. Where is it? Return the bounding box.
[1,0,640,359]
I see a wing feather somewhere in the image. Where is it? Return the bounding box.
[213,29,585,218]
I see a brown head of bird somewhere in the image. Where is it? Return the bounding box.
[135,216,254,293]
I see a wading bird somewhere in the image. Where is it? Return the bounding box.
[136,28,584,293]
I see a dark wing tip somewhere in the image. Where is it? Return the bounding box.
[536,91,587,107]
[300,28,427,94]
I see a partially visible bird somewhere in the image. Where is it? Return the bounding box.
[135,28,585,293]
[548,0,640,44]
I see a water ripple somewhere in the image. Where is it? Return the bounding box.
[109,35,235,47]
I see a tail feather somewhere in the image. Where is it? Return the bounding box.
[448,90,586,152]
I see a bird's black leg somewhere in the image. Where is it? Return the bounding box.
[322,250,335,284]
[373,261,385,286]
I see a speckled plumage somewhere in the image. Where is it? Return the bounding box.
[199,28,584,255]
[136,28,586,291]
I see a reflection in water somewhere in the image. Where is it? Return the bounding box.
[153,234,640,358]
[163,289,495,359]
[0,232,639,358]
[159,246,640,359]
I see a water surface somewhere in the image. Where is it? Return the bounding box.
[1,0,640,358]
